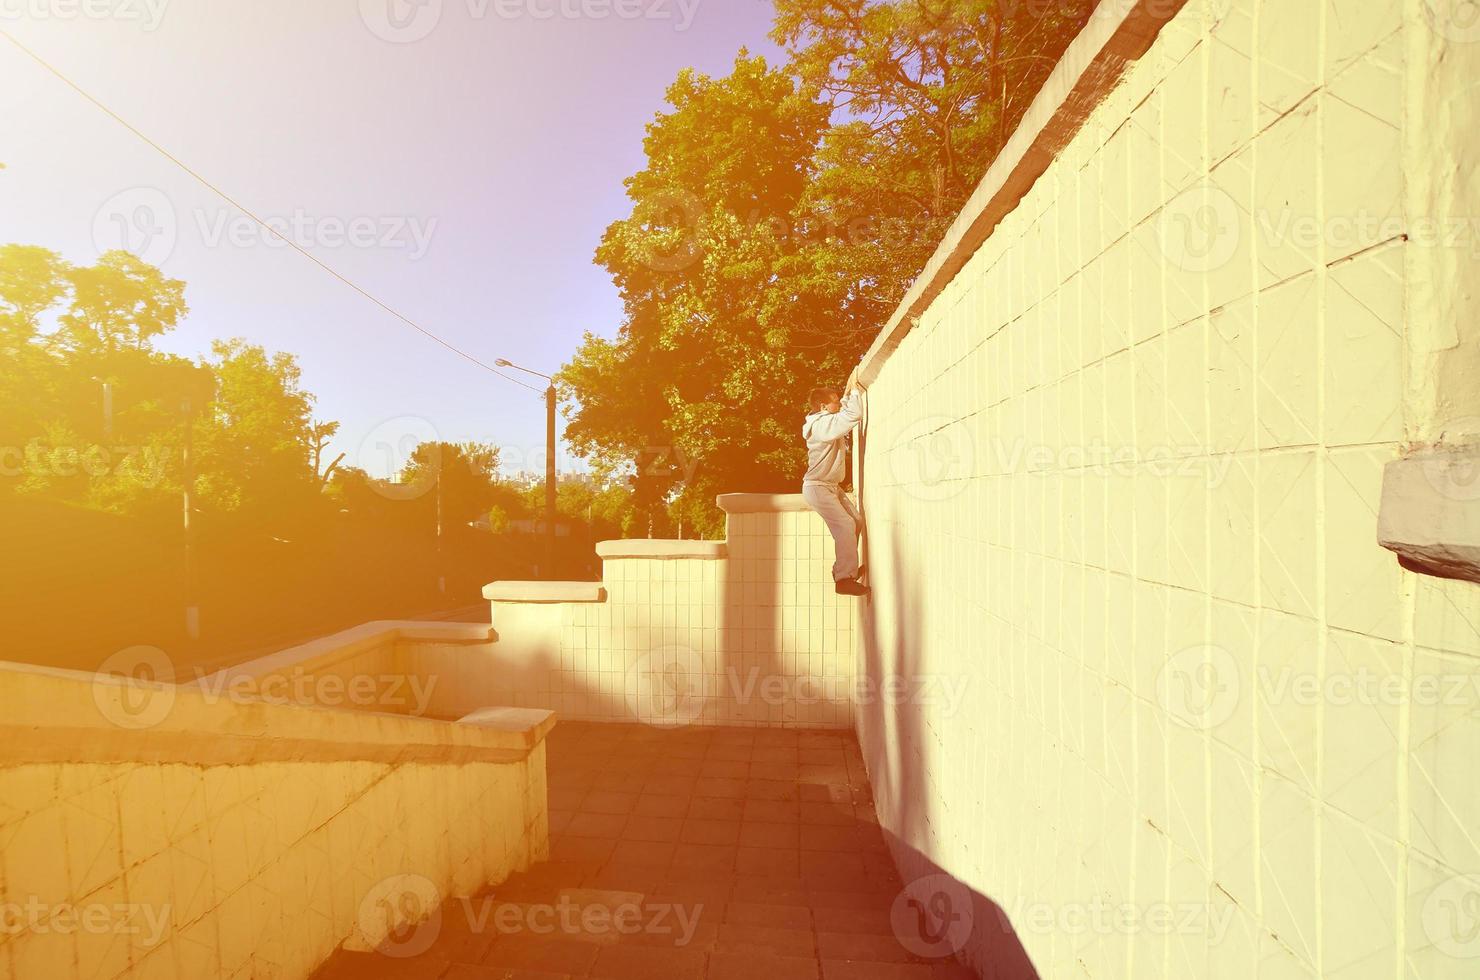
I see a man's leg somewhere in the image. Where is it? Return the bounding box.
[836,488,864,579]
[803,484,861,581]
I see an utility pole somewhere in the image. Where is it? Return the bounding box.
[436,463,445,595]
[182,396,198,641]
[496,358,558,579]
[90,377,114,437]
[545,382,557,577]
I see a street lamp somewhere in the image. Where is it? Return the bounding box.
[90,376,114,437]
[495,358,558,578]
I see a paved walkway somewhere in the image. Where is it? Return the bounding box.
[316,722,973,979]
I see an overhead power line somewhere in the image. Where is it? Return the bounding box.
[0,29,544,395]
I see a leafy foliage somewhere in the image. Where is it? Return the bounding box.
[563,54,836,537]
[0,246,211,518]
[192,339,319,521]
[561,0,1094,535]
[775,0,1093,323]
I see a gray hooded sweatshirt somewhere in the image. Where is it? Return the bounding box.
[801,389,864,486]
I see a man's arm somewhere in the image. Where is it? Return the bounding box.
[807,388,864,442]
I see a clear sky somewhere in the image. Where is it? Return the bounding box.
[0,0,782,478]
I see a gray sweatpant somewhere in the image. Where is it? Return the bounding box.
[802,482,863,581]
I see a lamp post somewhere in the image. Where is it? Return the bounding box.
[495,359,557,578]
[181,395,198,640]
[90,377,114,438]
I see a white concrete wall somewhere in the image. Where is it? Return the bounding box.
[854,1,1480,978]
[195,501,862,733]
[479,498,858,728]
[0,663,549,980]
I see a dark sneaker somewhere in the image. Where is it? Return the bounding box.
[835,577,869,596]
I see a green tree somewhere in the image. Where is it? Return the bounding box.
[0,244,68,346]
[517,473,640,540]
[486,503,512,534]
[399,441,504,526]
[561,3,1094,532]
[0,246,210,517]
[561,54,835,537]
[308,419,343,485]
[773,0,1094,324]
[0,245,69,455]
[192,339,318,520]
[54,250,188,357]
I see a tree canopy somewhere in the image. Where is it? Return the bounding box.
[560,0,1094,536]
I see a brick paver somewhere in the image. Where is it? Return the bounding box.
[312,723,975,979]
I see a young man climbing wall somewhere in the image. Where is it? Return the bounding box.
[801,377,868,596]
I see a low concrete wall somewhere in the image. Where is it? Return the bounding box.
[0,660,552,979]
[196,621,495,721]
[484,493,859,728]
[203,495,858,731]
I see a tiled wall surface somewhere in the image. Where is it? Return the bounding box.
[854,1,1480,978]
[484,504,858,728]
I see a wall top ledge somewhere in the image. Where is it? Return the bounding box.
[716,493,812,514]
[199,620,494,687]
[854,0,1188,387]
[0,659,548,766]
[595,539,727,560]
[483,581,607,603]
[457,707,557,742]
